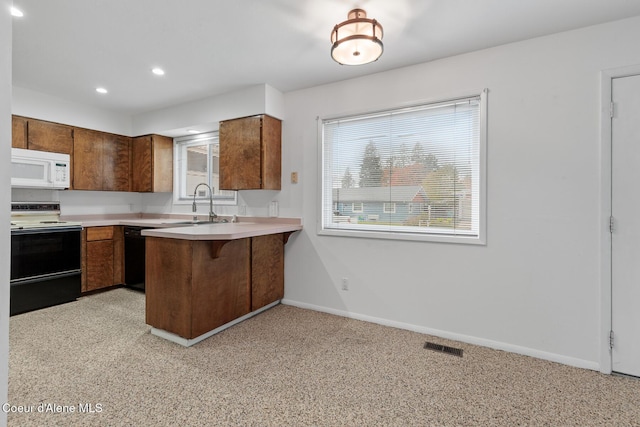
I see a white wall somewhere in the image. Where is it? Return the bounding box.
[12,86,132,135]
[131,83,284,136]
[1,2,11,425]
[280,16,640,370]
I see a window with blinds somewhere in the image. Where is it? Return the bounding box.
[320,92,487,243]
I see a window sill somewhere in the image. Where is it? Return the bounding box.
[317,226,486,245]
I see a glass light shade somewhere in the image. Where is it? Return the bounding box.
[331,9,383,66]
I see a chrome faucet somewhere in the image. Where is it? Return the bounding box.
[192,183,217,222]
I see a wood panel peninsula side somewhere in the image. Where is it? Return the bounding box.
[142,220,302,346]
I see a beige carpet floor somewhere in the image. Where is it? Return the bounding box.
[6,288,640,426]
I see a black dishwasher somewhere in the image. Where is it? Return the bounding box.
[124,226,151,292]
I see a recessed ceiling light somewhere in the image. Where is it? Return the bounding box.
[152,68,165,76]
[95,87,108,94]
[11,6,24,17]
[187,129,199,134]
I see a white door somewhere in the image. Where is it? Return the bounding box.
[612,73,640,376]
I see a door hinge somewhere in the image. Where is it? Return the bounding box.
[610,330,614,349]
[610,216,615,233]
[610,102,615,118]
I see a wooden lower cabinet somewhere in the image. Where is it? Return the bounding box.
[251,234,284,311]
[145,233,287,339]
[146,237,251,339]
[82,226,124,292]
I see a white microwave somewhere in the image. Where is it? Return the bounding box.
[11,148,71,189]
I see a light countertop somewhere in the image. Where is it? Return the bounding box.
[142,221,302,240]
[59,214,302,240]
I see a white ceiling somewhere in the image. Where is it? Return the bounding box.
[11,0,640,116]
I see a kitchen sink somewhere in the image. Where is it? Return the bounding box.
[164,220,228,226]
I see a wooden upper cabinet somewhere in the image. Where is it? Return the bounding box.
[103,134,131,192]
[73,128,103,190]
[11,116,28,149]
[13,115,174,194]
[11,116,73,153]
[27,119,74,154]
[131,135,173,192]
[73,128,131,191]
[219,114,281,190]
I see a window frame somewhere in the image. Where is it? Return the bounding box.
[173,131,237,206]
[352,202,364,213]
[317,90,488,245]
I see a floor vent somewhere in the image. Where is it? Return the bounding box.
[424,341,463,357]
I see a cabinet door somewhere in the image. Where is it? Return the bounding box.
[113,226,124,285]
[73,128,104,190]
[219,115,263,190]
[131,135,173,193]
[261,115,282,190]
[27,119,73,154]
[103,134,131,192]
[131,136,152,192]
[251,233,284,311]
[219,115,281,190]
[86,240,115,291]
[151,135,173,193]
[12,116,27,149]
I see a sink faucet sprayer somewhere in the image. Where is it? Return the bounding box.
[192,183,217,222]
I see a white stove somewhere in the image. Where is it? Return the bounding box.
[11,202,82,231]
[10,201,82,316]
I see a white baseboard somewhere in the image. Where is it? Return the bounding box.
[151,300,280,347]
[281,299,600,372]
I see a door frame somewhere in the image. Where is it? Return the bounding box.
[600,64,640,374]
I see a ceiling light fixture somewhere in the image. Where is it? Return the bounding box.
[331,8,383,66]
[11,6,24,17]
[152,67,165,76]
[95,87,108,94]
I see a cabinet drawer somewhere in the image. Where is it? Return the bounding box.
[86,226,114,241]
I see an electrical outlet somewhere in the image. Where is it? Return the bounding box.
[291,172,298,184]
[341,277,349,291]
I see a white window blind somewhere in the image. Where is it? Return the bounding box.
[321,92,486,243]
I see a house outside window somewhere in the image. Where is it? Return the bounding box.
[174,132,237,205]
[320,91,487,244]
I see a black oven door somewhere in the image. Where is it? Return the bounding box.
[10,226,82,315]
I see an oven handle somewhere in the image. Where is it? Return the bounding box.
[10,226,82,235]
[10,269,82,285]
